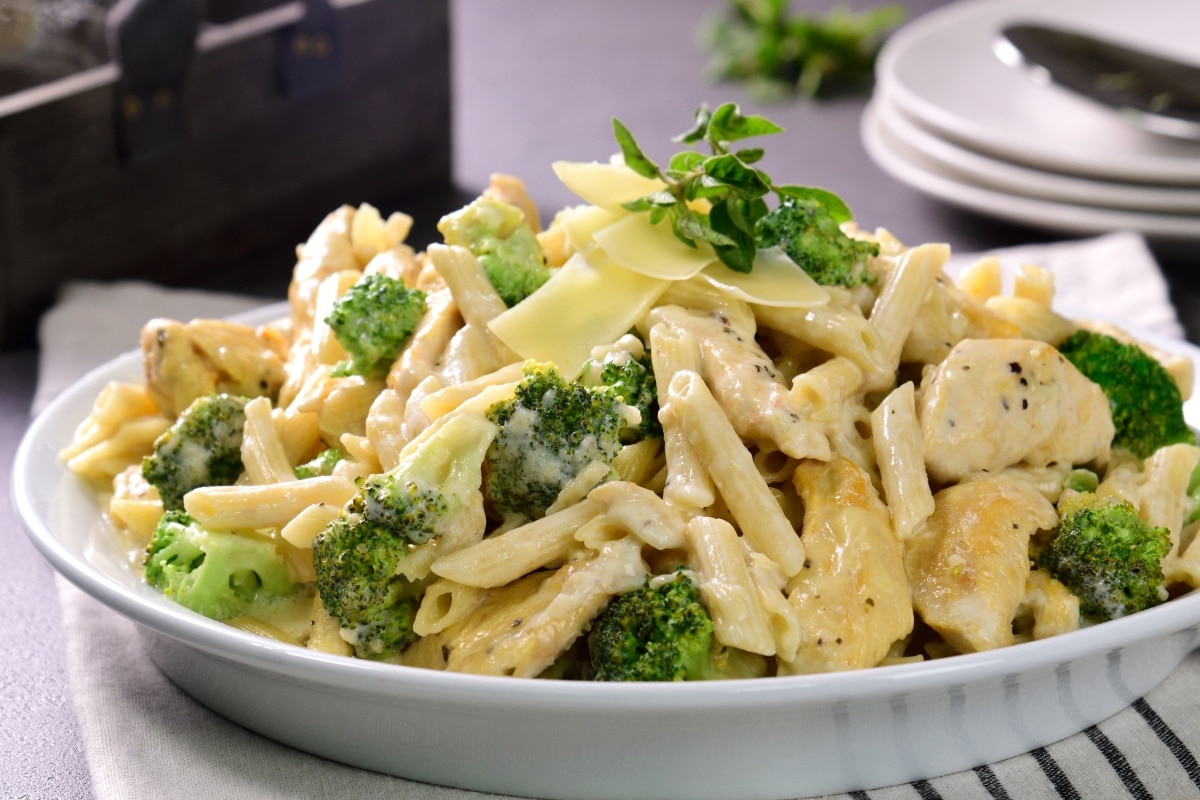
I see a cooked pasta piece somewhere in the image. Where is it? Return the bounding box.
[183,476,358,532]
[588,480,688,551]
[871,381,935,542]
[1015,569,1080,642]
[363,388,409,473]
[62,414,171,485]
[610,437,665,487]
[1013,263,1055,305]
[306,593,354,656]
[414,578,488,637]
[289,205,358,329]
[483,173,543,233]
[1115,443,1200,587]
[431,499,601,589]
[272,408,323,466]
[240,397,296,485]
[316,376,385,443]
[649,322,715,511]
[426,243,520,382]
[745,549,802,662]
[668,370,806,577]
[310,269,361,366]
[864,242,949,391]
[685,515,775,656]
[61,381,162,457]
[755,300,884,376]
[279,501,342,549]
[385,285,460,403]
[984,295,1075,345]
[954,256,1002,302]
[108,465,164,544]
[443,537,647,677]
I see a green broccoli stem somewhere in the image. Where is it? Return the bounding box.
[144,510,297,620]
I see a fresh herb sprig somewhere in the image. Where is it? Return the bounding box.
[704,0,907,101]
[613,102,852,274]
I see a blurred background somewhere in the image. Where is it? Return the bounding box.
[7,0,1195,351]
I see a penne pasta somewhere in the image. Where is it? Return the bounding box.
[184,476,358,532]
[668,370,806,577]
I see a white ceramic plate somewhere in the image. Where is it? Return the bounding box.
[873,94,1200,214]
[876,0,1200,184]
[13,307,1200,800]
[862,100,1200,242]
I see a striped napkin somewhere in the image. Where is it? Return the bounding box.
[40,232,1200,800]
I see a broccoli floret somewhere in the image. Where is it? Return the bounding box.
[143,510,297,620]
[1038,493,1171,622]
[325,273,427,378]
[312,413,496,659]
[483,362,623,521]
[142,393,247,510]
[754,196,878,287]
[580,342,662,443]
[587,571,715,681]
[293,447,343,479]
[1057,328,1195,459]
[438,196,550,307]
[312,513,422,659]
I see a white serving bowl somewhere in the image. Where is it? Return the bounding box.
[14,314,1200,800]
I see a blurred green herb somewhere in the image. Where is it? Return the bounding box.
[614,102,854,274]
[703,0,906,100]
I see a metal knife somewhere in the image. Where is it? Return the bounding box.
[997,23,1200,139]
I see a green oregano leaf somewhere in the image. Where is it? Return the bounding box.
[612,118,659,179]
[611,103,860,273]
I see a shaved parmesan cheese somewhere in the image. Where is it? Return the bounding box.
[552,161,666,212]
[488,249,670,371]
[697,247,829,308]
[592,213,718,280]
[558,205,623,253]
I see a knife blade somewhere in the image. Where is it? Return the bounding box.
[997,23,1200,139]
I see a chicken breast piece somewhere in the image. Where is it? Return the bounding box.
[781,456,912,674]
[141,318,287,417]
[917,338,1113,484]
[649,304,830,461]
[905,474,1059,654]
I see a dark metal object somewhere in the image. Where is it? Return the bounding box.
[276,0,341,97]
[106,0,201,161]
[998,23,1200,139]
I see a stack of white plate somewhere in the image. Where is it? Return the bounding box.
[863,0,1200,243]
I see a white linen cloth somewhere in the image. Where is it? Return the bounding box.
[37,233,1200,799]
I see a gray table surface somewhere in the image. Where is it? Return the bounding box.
[4,2,1199,797]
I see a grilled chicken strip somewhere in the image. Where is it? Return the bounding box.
[141,318,286,417]
[905,474,1059,653]
[782,456,912,673]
